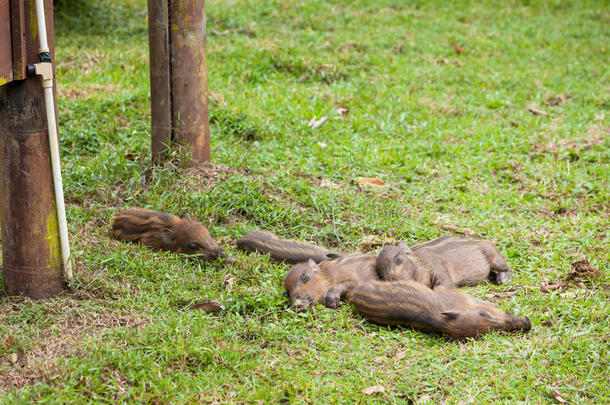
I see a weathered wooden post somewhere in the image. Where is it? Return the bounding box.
[148,0,210,164]
[0,0,66,298]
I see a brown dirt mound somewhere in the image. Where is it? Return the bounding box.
[566,256,601,282]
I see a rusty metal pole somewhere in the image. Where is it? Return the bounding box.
[148,0,211,164]
[0,0,65,298]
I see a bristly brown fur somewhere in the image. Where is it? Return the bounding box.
[351,280,531,339]
[284,255,378,311]
[111,208,226,260]
[376,235,513,289]
[237,230,342,264]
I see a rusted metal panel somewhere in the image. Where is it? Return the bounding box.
[0,0,11,84]
[169,0,210,163]
[148,0,172,163]
[9,0,26,80]
[0,0,64,298]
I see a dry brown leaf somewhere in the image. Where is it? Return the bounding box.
[337,106,349,117]
[434,58,449,64]
[8,353,19,364]
[441,225,459,232]
[540,282,571,293]
[550,390,568,404]
[4,335,14,346]
[357,177,384,186]
[545,94,570,106]
[223,276,235,293]
[320,179,342,189]
[453,44,466,54]
[190,301,225,313]
[526,105,548,116]
[462,228,475,235]
[307,116,329,129]
[210,29,231,36]
[362,384,386,395]
[360,235,396,249]
[393,351,407,360]
[417,395,433,404]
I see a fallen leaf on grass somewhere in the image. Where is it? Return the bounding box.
[362,385,386,395]
[550,390,568,404]
[540,282,571,293]
[307,116,328,129]
[393,351,407,360]
[360,235,396,249]
[190,301,225,313]
[4,335,14,346]
[526,105,548,116]
[356,177,384,186]
[210,29,231,36]
[416,395,433,404]
[336,106,349,117]
[8,353,19,364]
[452,44,466,54]
[320,179,342,189]
[545,94,570,106]
[434,58,449,65]
[440,224,476,236]
[223,276,235,293]
[541,320,553,327]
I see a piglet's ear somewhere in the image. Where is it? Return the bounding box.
[160,228,176,245]
[178,214,193,221]
[307,259,320,271]
[441,311,460,321]
[397,241,413,254]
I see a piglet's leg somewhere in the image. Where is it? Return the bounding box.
[325,286,347,309]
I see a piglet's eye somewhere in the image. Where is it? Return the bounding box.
[393,255,404,265]
[299,274,310,283]
[186,242,200,251]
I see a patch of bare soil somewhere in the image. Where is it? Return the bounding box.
[180,162,246,193]
[0,298,149,393]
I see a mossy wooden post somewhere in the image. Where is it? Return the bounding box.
[148,0,210,164]
[0,0,65,298]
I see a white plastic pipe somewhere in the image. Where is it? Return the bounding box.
[35,0,50,54]
[34,0,72,280]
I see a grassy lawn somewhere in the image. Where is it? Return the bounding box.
[1,0,609,402]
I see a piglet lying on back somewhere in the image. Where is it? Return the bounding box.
[111,208,227,261]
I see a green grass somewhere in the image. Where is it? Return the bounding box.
[1,0,609,402]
